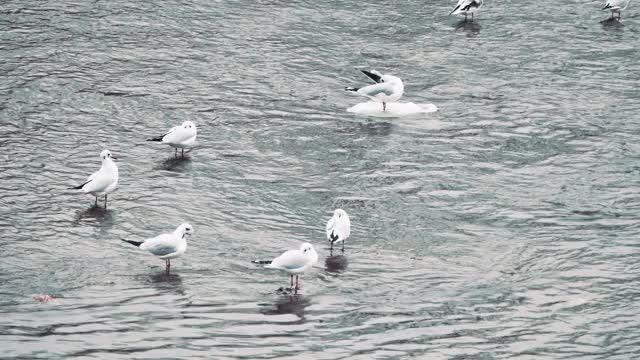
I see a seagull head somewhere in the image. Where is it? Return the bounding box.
[100,149,116,161]
[333,208,349,220]
[182,121,196,130]
[177,223,194,238]
[300,242,318,264]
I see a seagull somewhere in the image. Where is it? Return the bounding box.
[121,223,194,274]
[69,149,119,208]
[326,209,351,253]
[601,0,631,19]
[450,0,484,22]
[264,243,318,293]
[345,69,404,112]
[147,121,197,157]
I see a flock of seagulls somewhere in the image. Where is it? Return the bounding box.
[70,121,352,290]
[447,0,632,22]
[65,0,633,294]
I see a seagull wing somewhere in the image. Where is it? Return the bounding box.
[361,69,383,83]
[140,233,178,256]
[266,250,308,270]
[326,216,337,240]
[356,82,396,99]
[82,168,114,193]
[162,126,196,144]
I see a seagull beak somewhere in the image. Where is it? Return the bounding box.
[110,156,118,160]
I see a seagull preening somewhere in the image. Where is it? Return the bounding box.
[600,0,631,20]
[326,209,351,253]
[121,223,193,274]
[69,149,119,208]
[147,121,197,157]
[263,243,318,293]
[345,69,404,112]
[450,0,484,22]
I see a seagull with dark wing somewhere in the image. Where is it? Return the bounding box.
[345,69,404,112]
[450,0,484,22]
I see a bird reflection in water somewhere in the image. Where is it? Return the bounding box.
[325,254,348,273]
[601,17,624,29]
[73,206,115,226]
[148,272,186,296]
[454,19,481,34]
[156,156,192,172]
[260,294,311,319]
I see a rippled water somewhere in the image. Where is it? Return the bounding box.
[2,1,640,359]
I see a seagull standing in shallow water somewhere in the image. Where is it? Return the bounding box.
[345,70,404,112]
[122,223,193,274]
[450,0,484,22]
[264,243,318,293]
[69,149,119,208]
[600,0,631,20]
[326,209,351,253]
[147,121,197,157]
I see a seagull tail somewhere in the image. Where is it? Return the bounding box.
[345,87,360,92]
[252,260,272,265]
[147,135,164,142]
[121,239,143,247]
[69,179,91,190]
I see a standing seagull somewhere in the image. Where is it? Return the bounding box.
[601,0,631,20]
[326,209,351,253]
[450,0,484,22]
[121,223,194,274]
[69,149,119,208]
[147,121,197,157]
[265,243,318,293]
[345,69,404,112]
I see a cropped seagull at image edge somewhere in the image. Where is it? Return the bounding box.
[264,243,318,293]
[69,149,119,209]
[450,0,484,22]
[121,223,194,274]
[345,69,404,112]
[326,209,351,253]
[599,0,632,20]
[147,121,197,157]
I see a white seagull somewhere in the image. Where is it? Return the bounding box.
[121,223,194,274]
[264,243,318,292]
[70,149,119,208]
[450,0,484,22]
[345,69,404,112]
[326,209,351,253]
[147,121,197,157]
[600,0,631,19]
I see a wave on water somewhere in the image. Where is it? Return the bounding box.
[347,101,438,117]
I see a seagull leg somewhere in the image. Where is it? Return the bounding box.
[166,259,170,274]
[471,13,474,23]
[383,102,386,112]
[181,148,184,157]
[295,275,299,293]
[342,241,345,253]
[104,194,108,209]
[465,14,468,22]
[94,197,98,207]
[290,274,294,289]
[175,148,178,157]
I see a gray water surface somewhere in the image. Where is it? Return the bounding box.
[2,1,640,359]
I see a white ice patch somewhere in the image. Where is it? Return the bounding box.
[347,101,438,117]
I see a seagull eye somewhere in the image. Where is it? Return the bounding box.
[381,79,384,83]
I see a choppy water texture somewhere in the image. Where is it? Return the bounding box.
[2,1,640,359]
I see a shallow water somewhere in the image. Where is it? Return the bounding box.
[1,1,640,359]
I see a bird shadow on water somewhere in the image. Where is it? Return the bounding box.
[454,20,481,35]
[325,254,349,273]
[600,18,624,29]
[72,206,115,227]
[155,156,192,172]
[260,294,311,319]
[147,272,186,295]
